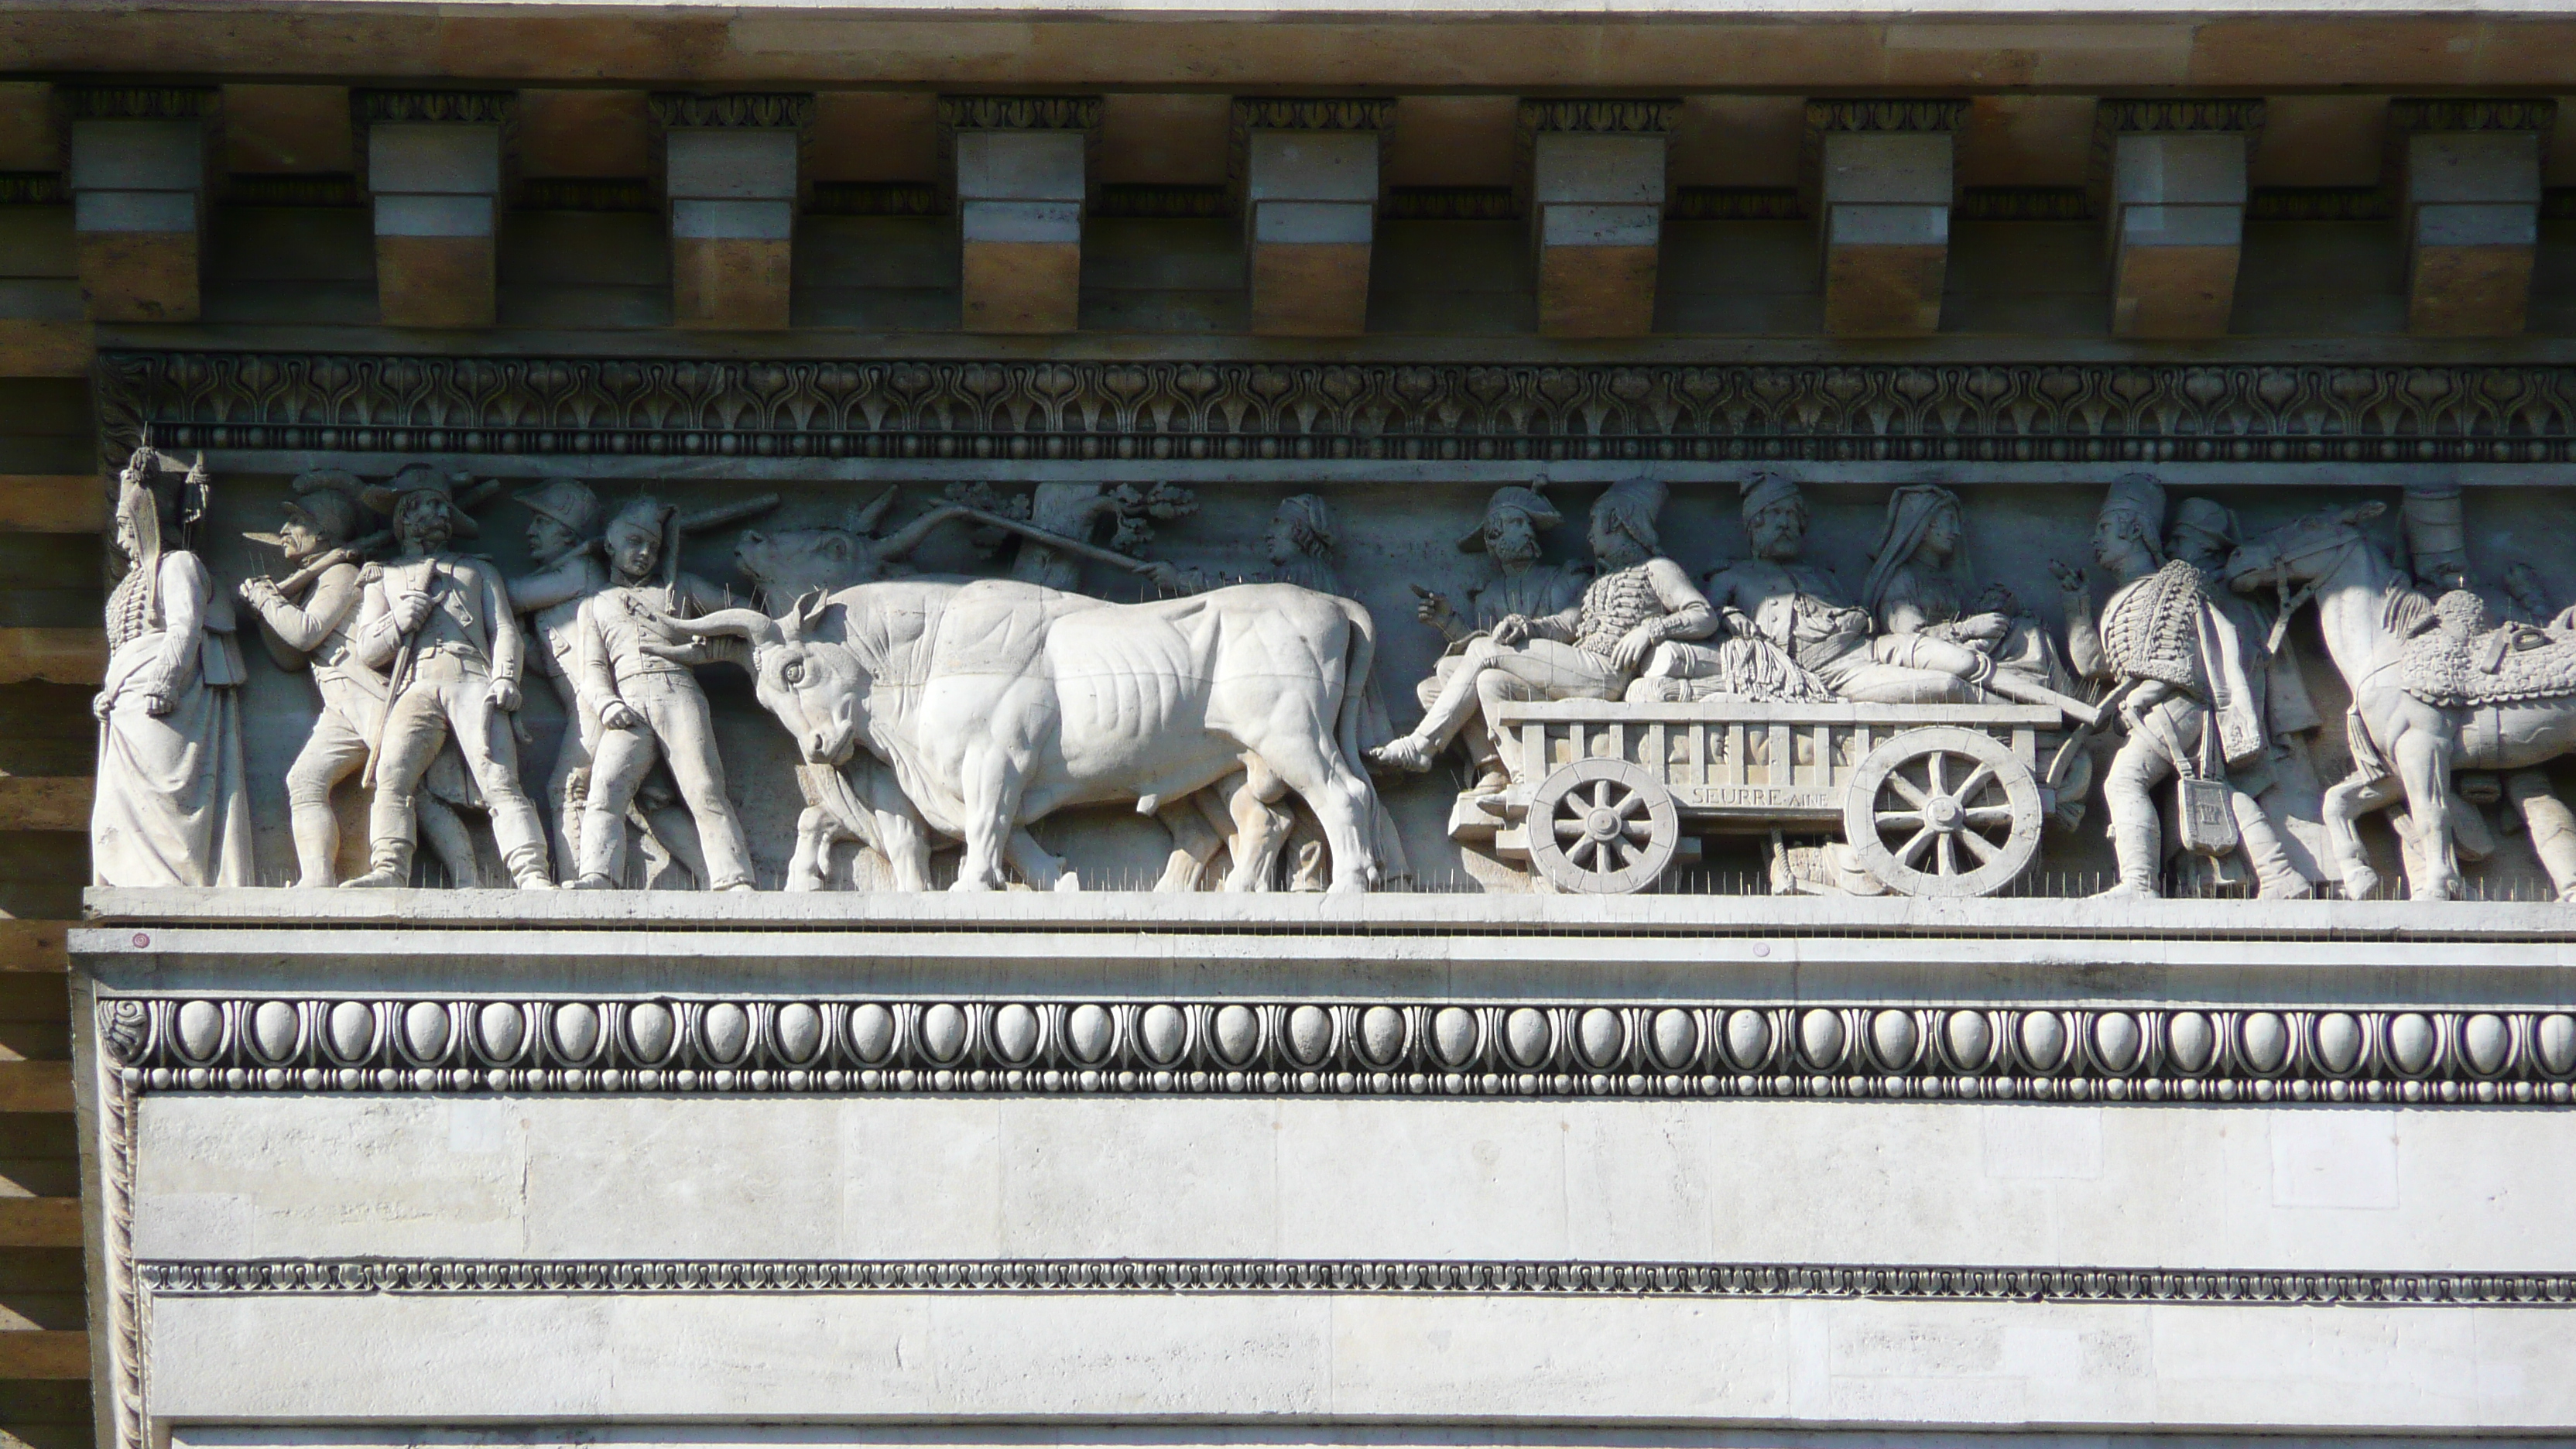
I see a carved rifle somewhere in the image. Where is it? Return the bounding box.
[359,554,447,790]
[241,529,393,597]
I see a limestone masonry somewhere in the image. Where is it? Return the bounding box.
[8,2,2576,1447]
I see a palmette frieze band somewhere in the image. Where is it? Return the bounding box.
[94,352,2576,463]
[135,1256,2576,1307]
[98,996,2576,1106]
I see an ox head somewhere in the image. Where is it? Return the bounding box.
[2223,500,2387,593]
[665,591,868,766]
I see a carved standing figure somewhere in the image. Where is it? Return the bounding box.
[91,446,253,889]
[344,467,553,889]
[566,498,758,891]
[1370,478,1716,783]
[241,470,475,887]
[506,478,609,879]
[2059,475,2307,899]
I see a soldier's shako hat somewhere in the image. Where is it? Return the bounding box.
[2101,473,2166,546]
[1460,480,1563,552]
[1739,469,1802,520]
[2167,496,2239,553]
[515,477,601,537]
[363,464,479,540]
[281,469,365,543]
[2401,482,2469,583]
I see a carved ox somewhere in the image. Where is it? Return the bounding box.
[667,577,1386,892]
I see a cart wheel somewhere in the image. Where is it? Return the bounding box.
[1844,726,2042,899]
[1527,757,1680,895]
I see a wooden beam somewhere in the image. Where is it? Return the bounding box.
[0,924,66,974]
[0,481,102,536]
[0,1331,91,1380]
[0,1065,70,1115]
[0,781,87,834]
[0,1199,81,1250]
[0,632,103,687]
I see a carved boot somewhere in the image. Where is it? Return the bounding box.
[2232,793,2313,900]
[506,843,558,891]
[342,838,412,889]
[2093,807,2162,898]
[1365,734,1441,773]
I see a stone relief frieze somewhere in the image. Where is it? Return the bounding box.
[89,350,2576,902]
[96,995,2576,1106]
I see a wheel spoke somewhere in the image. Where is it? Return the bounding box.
[1594,780,1614,810]
[1603,838,1630,871]
[1963,805,2016,826]
[1958,829,1999,863]
[1618,792,1649,818]
[1885,773,1928,808]
[1953,763,1996,803]
[1937,833,1959,876]
[1554,818,1590,840]
[1899,826,1937,865]
[1927,752,1948,796]
[1567,836,1596,867]
[1621,820,1652,843]
[1875,810,1923,833]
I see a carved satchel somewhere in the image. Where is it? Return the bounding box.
[2173,710,2238,859]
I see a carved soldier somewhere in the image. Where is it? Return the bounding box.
[505,478,608,878]
[1404,481,1591,793]
[241,471,474,888]
[2057,475,2306,899]
[568,497,757,892]
[1142,493,1345,597]
[344,467,553,890]
[1371,478,1716,784]
[91,446,253,889]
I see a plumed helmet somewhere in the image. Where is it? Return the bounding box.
[1461,479,1563,553]
[2167,496,2240,553]
[514,478,601,537]
[281,469,366,544]
[605,495,676,545]
[1594,477,1667,553]
[2101,472,2167,547]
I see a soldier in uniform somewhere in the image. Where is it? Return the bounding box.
[239,471,467,887]
[567,497,757,892]
[505,478,607,879]
[2057,475,2307,899]
[344,468,554,890]
[1370,478,1715,782]
[1404,481,1591,793]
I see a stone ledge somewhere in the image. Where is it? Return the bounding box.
[78,885,2576,942]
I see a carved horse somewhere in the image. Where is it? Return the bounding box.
[2225,503,2576,900]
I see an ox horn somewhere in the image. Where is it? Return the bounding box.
[662,605,786,651]
[846,485,900,537]
[2341,500,2389,526]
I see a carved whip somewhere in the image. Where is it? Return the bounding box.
[947,503,1160,574]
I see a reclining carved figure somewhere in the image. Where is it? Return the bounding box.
[658,576,1388,893]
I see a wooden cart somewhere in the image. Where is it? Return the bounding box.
[1458,699,2069,897]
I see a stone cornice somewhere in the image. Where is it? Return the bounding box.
[1235,97,1395,132]
[355,89,516,127]
[90,352,2576,465]
[1805,98,1968,134]
[1519,98,1679,135]
[2388,97,2559,135]
[936,95,1101,132]
[138,1256,2576,1307]
[647,91,814,130]
[97,996,2576,1108]
[2096,98,2268,134]
[64,86,218,122]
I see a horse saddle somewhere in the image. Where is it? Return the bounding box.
[2398,590,2576,707]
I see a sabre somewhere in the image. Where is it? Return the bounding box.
[360,555,446,790]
